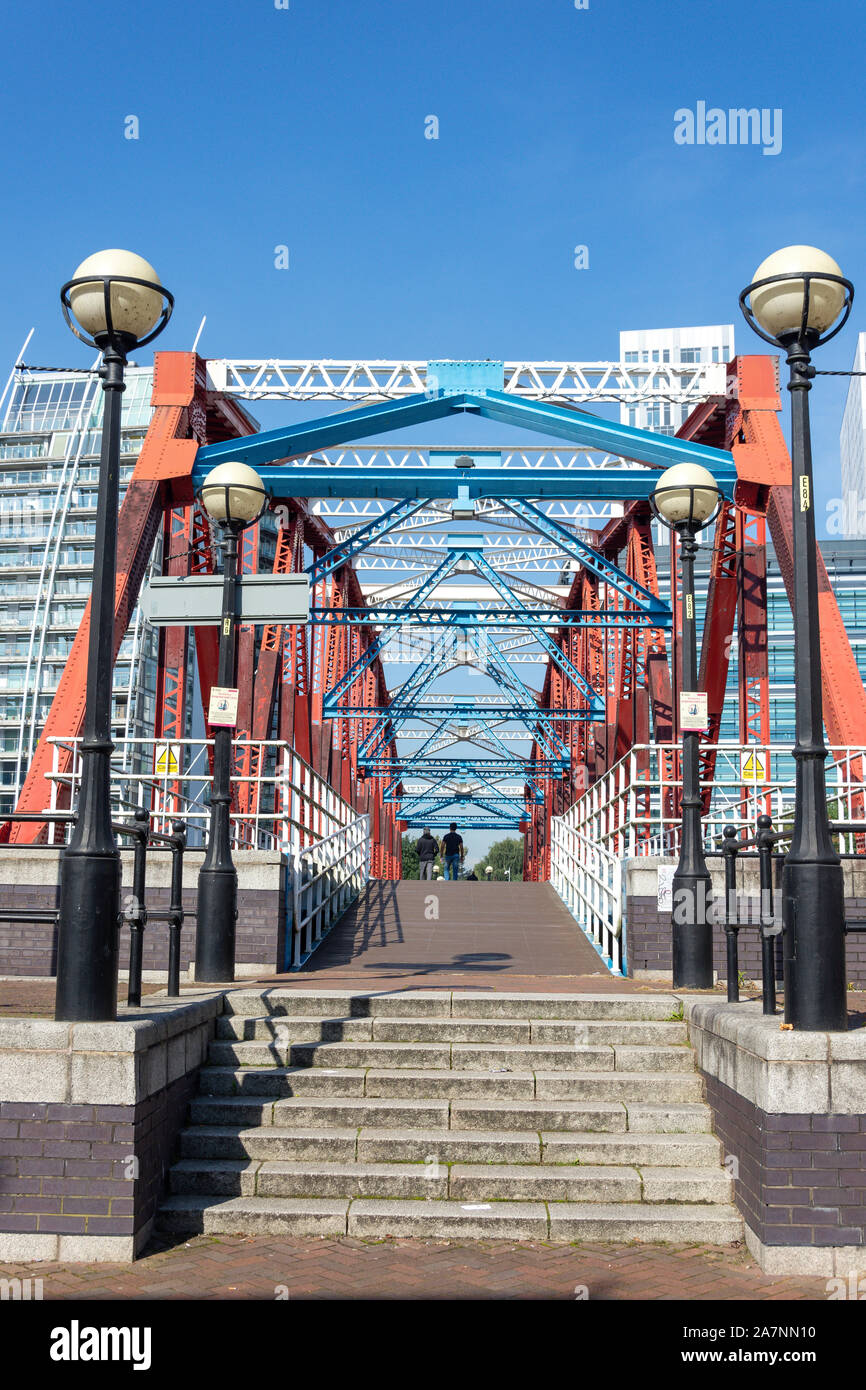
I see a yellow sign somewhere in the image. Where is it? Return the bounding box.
[154,743,180,776]
[740,749,768,783]
[799,476,810,511]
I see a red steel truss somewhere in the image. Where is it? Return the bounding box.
[10,351,401,874]
[525,355,866,876]
[9,350,864,887]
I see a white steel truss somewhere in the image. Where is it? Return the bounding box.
[206,359,727,404]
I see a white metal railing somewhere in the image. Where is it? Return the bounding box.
[564,743,866,860]
[42,737,371,966]
[550,742,866,973]
[550,817,624,974]
[291,816,371,969]
[46,737,357,850]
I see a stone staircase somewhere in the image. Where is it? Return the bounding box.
[157,989,743,1244]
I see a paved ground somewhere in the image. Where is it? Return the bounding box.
[0,977,162,1018]
[0,1231,834,1300]
[260,880,636,991]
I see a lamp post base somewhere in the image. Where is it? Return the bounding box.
[194,867,238,983]
[671,868,714,990]
[782,859,847,1031]
[54,850,122,1022]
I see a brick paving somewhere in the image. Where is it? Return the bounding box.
[0,1231,836,1299]
[0,976,162,1018]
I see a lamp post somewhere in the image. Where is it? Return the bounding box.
[55,250,173,1022]
[740,245,853,1031]
[194,462,269,983]
[650,463,722,988]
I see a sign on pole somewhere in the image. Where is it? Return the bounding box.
[679,691,708,731]
[140,574,310,627]
[208,687,239,727]
[154,743,180,776]
[740,748,769,783]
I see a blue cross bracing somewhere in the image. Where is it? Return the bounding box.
[190,366,735,835]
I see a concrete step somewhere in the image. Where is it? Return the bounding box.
[222,990,451,1019]
[363,1069,535,1100]
[177,1124,724,1169]
[446,994,682,1021]
[531,1021,689,1046]
[221,989,682,1023]
[637,1166,734,1205]
[346,1199,549,1241]
[169,1158,729,1205]
[157,1193,349,1237]
[356,1128,543,1165]
[169,1158,449,1200]
[288,1042,453,1070]
[533,1072,702,1103]
[448,1163,641,1203]
[450,1044,614,1072]
[179,1126,360,1162]
[197,1066,366,1098]
[539,1131,722,1166]
[372,1018,532,1044]
[545,1202,742,1244]
[448,1099,628,1133]
[215,1015,374,1043]
[157,1192,741,1243]
[190,1094,452,1130]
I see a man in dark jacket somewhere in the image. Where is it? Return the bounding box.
[416,827,438,880]
[440,822,465,880]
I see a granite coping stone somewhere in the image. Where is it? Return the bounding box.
[684,997,866,1115]
[0,991,226,1105]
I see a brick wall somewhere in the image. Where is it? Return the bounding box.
[624,856,866,986]
[0,850,288,977]
[0,995,221,1260]
[704,1072,866,1250]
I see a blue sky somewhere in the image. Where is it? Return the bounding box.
[3,0,865,860]
[2,0,863,510]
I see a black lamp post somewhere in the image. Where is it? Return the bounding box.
[55,251,173,1022]
[194,462,268,983]
[740,244,854,1031]
[650,464,722,988]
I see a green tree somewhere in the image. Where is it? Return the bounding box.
[477,837,524,882]
[401,834,420,880]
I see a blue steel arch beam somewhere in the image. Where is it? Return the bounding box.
[192,390,736,496]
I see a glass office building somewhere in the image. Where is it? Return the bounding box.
[0,364,163,814]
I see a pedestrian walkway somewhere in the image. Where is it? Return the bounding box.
[287,881,613,988]
[0,1231,828,1300]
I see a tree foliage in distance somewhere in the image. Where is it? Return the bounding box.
[476,837,524,882]
[401,834,420,880]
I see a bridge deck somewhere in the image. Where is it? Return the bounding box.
[283,881,632,990]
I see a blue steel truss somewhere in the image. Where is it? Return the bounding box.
[191,376,734,836]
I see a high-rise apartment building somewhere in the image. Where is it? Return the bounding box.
[0,363,163,813]
[619,324,735,434]
[840,330,866,539]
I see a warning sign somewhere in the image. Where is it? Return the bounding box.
[740,749,769,783]
[155,743,180,776]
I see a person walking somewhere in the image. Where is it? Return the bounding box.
[440,822,465,881]
[416,827,438,881]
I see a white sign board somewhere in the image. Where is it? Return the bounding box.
[141,574,310,627]
[657,865,675,912]
[208,687,239,727]
[679,691,708,731]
